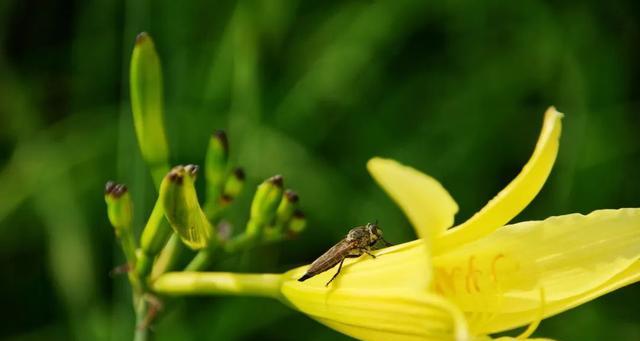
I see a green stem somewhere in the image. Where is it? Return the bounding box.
[185,248,214,271]
[152,272,282,299]
[151,234,184,278]
[185,229,286,271]
[120,231,138,266]
[119,226,143,293]
[133,298,151,341]
[223,233,256,253]
[138,197,172,277]
[185,231,252,271]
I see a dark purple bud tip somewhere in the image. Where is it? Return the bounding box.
[267,175,283,188]
[184,164,199,177]
[105,181,128,198]
[114,184,128,197]
[167,167,184,184]
[105,181,116,194]
[219,194,233,204]
[213,130,229,152]
[135,32,149,45]
[292,209,305,219]
[284,189,299,203]
[233,167,245,180]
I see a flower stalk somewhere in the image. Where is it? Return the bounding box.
[152,272,283,299]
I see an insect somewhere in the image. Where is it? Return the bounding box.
[298,222,392,286]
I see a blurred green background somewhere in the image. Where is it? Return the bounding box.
[1,0,639,340]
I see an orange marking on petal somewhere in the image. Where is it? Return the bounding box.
[465,256,482,293]
[491,253,506,283]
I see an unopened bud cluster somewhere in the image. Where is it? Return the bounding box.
[103,33,308,325]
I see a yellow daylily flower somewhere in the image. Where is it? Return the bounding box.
[366,106,640,338]
[152,107,640,341]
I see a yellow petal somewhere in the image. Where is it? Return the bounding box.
[281,240,470,340]
[432,208,640,334]
[367,157,458,241]
[479,259,640,334]
[283,239,431,291]
[475,336,556,341]
[435,107,563,254]
[313,292,469,341]
[484,336,554,341]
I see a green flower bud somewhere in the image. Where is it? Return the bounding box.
[220,167,245,206]
[105,181,133,237]
[205,130,230,201]
[274,189,299,228]
[161,165,214,250]
[287,210,307,235]
[247,175,283,236]
[104,181,138,278]
[130,32,170,187]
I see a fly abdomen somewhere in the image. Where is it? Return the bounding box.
[298,273,312,282]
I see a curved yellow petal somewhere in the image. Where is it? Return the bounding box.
[314,292,469,341]
[432,208,640,334]
[435,107,563,254]
[280,240,470,340]
[479,260,640,334]
[367,157,459,241]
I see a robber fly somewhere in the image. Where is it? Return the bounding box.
[298,222,392,286]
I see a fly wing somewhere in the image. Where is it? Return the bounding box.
[305,239,355,277]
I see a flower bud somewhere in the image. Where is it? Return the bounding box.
[287,210,307,235]
[160,165,213,249]
[205,130,230,201]
[247,175,284,236]
[274,189,299,228]
[104,181,133,236]
[105,181,138,275]
[220,167,245,205]
[130,32,170,187]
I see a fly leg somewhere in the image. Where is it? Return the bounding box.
[325,255,360,286]
[362,247,376,259]
[325,258,346,287]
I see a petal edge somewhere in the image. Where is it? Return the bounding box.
[436,107,563,253]
[367,157,458,241]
